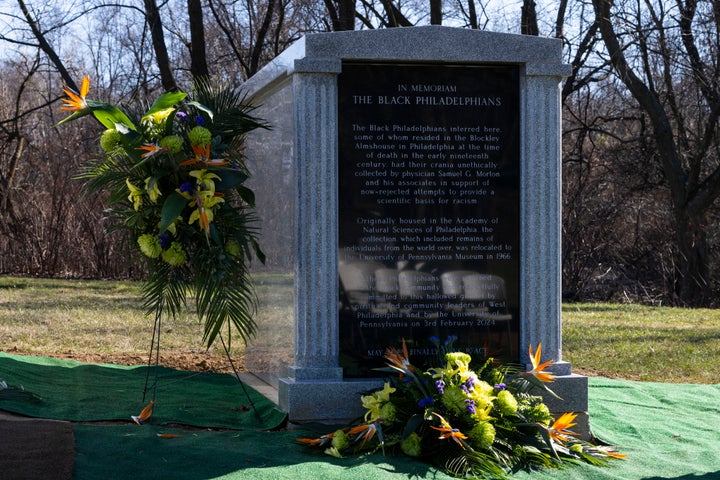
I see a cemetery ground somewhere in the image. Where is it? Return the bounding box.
[2,275,719,383]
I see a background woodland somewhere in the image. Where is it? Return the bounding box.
[1,0,719,307]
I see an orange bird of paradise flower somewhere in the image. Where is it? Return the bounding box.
[430,412,469,450]
[137,143,167,159]
[180,144,229,167]
[297,432,336,447]
[547,412,579,444]
[384,338,412,375]
[196,202,210,233]
[597,446,628,459]
[131,400,155,425]
[61,75,90,112]
[347,422,380,450]
[525,343,556,383]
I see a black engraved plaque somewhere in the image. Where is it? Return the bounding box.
[338,62,520,377]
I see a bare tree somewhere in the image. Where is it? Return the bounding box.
[592,0,720,305]
[207,0,298,79]
[15,0,78,90]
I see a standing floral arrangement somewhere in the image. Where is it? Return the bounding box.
[299,340,625,479]
[59,76,266,350]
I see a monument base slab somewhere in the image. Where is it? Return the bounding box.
[533,362,590,440]
[279,376,383,423]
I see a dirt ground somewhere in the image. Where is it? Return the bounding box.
[4,347,244,374]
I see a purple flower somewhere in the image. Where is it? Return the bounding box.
[465,377,476,389]
[179,181,194,193]
[494,383,507,391]
[176,111,189,121]
[195,115,205,125]
[460,384,469,394]
[158,232,171,250]
[435,379,445,394]
[465,399,476,415]
[417,397,434,408]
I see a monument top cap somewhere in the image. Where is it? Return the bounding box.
[243,27,571,98]
[303,26,565,66]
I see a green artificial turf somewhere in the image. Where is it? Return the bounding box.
[3,353,719,479]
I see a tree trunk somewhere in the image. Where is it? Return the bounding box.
[339,0,356,30]
[187,0,209,81]
[430,0,442,25]
[521,0,538,36]
[144,0,177,92]
[466,0,478,29]
[248,0,277,76]
[380,0,413,27]
[674,210,710,305]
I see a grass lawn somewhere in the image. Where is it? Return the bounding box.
[562,302,720,383]
[0,276,239,371]
[1,276,719,383]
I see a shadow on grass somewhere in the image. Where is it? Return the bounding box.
[74,424,445,480]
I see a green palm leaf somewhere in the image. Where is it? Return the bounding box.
[196,268,257,347]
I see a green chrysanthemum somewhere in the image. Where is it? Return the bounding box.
[379,402,396,423]
[159,134,184,154]
[400,432,422,457]
[496,390,518,416]
[445,352,472,367]
[188,126,212,146]
[442,385,469,416]
[331,429,350,451]
[468,421,496,450]
[520,400,553,426]
[138,234,161,259]
[225,239,241,257]
[161,242,187,266]
[100,128,122,151]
